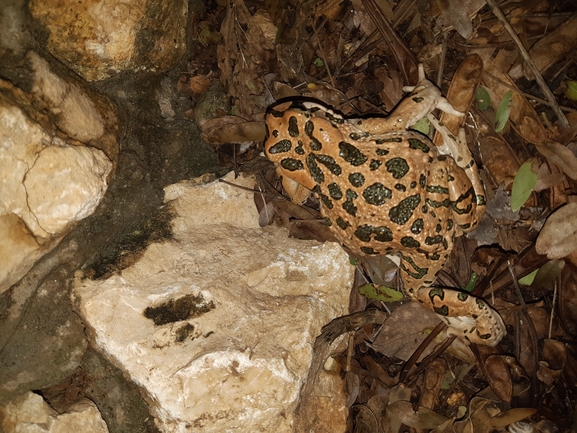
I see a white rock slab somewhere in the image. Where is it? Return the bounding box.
[0,391,109,433]
[73,173,353,432]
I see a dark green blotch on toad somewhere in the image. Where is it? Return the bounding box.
[288,116,300,137]
[306,154,324,183]
[342,189,358,216]
[281,158,304,171]
[385,157,409,179]
[336,217,350,230]
[349,172,365,187]
[408,137,430,152]
[315,154,342,175]
[411,218,423,234]
[363,182,392,206]
[328,182,343,200]
[320,193,333,209]
[401,236,420,248]
[395,183,406,192]
[295,141,305,155]
[339,142,368,166]
[389,194,421,225]
[268,139,292,154]
[370,159,382,170]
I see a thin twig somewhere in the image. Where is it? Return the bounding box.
[484,0,569,127]
[549,280,557,339]
[507,260,526,310]
[482,71,577,114]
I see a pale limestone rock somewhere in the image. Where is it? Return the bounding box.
[28,0,188,82]
[73,173,352,433]
[0,392,109,433]
[0,54,116,293]
[24,143,112,234]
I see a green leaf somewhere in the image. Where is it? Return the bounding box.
[359,283,403,302]
[530,259,565,289]
[475,86,491,110]
[511,160,537,212]
[495,90,513,132]
[313,58,324,67]
[462,272,479,293]
[518,269,538,285]
[565,80,577,101]
[411,116,431,135]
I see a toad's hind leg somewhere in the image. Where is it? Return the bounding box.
[412,287,506,346]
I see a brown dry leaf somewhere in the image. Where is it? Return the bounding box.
[190,75,211,94]
[535,141,577,180]
[482,50,547,145]
[436,0,473,39]
[217,0,275,117]
[537,339,566,385]
[559,263,577,338]
[454,397,502,433]
[536,202,577,259]
[489,407,537,428]
[418,358,446,410]
[509,13,577,80]
[303,83,347,111]
[437,54,483,141]
[483,354,513,402]
[477,129,522,190]
[369,302,442,361]
[201,118,266,145]
[387,400,449,430]
[534,162,566,192]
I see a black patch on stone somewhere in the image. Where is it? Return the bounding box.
[144,294,215,326]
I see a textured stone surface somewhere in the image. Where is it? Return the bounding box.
[0,53,117,294]
[29,0,188,82]
[73,173,352,432]
[0,392,109,433]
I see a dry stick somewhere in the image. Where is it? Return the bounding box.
[483,71,577,114]
[549,280,557,339]
[312,18,336,90]
[484,0,569,127]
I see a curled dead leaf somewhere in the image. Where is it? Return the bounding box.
[201,118,266,145]
[190,75,211,94]
[490,407,537,428]
[536,142,577,180]
[536,202,577,259]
